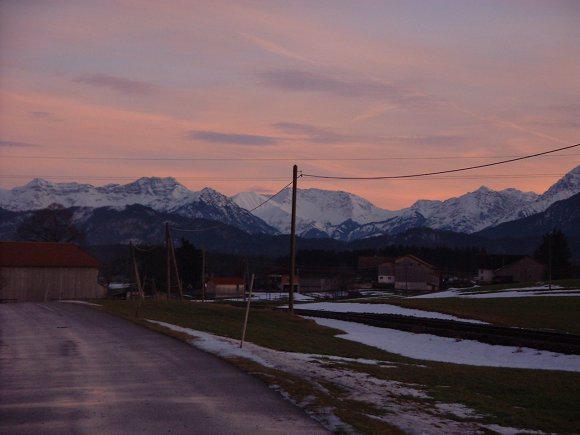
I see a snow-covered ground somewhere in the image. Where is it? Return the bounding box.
[288,301,487,324]
[148,319,572,434]
[225,292,315,302]
[308,317,580,373]
[414,285,580,299]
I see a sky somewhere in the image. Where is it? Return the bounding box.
[1,0,579,210]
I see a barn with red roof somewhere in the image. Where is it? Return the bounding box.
[0,241,105,302]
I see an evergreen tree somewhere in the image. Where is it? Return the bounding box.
[534,229,572,280]
[176,239,203,291]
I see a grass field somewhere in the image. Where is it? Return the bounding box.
[96,300,580,434]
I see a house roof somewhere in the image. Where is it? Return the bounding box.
[476,254,523,270]
[0,242,102,268]
[357,256,392,270]
[395,254,434,269]
[495,256,544,274]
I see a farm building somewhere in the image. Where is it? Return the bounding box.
[205,276,245,299]
[0,241,105,302]
[268,274,300,293]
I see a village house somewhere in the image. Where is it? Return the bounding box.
[377,261,395,286]
[375,255,440,291]
[476,255,545,284]
[358,256,391,283]
[0,241,105,302]
[299,265,356,294]
[393,255,440,291]
[493,257,545,283]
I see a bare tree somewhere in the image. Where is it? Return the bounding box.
[16,203,85,244]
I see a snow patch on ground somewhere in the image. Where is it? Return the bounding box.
[60,300,103,307]
[308,317,580,372]
[149,319,568,435]
[414,285,580,299]
[146,319,559,434]
[291,302,487,324]
[147,320,274,368]
[225,292,315,302]
[481,424,547,435]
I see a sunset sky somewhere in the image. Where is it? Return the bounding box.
[1,0,579,210]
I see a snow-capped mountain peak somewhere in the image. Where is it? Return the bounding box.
[234,166,579,239]
[539,165,580,204]
[0,177,199,212]
[233,187,395,234]
[2,165,578,242]
[0,178,278,235]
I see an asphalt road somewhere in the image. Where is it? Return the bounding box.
[0,302,327,434]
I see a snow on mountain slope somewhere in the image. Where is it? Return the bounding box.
[234,166,580,239]
[416,186,540,233]
[514,165,580,218]
[2,165,578,240]
[235,186,539,237]
[0,178,278,235]
[336,187,538,239]
[0,177,199,212]
[233,188,395,235]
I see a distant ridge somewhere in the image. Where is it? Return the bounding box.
[0,165,579,242]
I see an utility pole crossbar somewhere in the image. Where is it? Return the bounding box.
[288,164,298,313]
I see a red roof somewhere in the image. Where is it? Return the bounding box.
[209,277,245,285]
[0,242,102,268]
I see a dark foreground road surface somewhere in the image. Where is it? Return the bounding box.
[0,302,327,434]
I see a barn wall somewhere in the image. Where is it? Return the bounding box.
[0,267,105,302]
[495,258,545,283]
[395,281,432,291]
[206,283,242,299]
[394,258,440,291]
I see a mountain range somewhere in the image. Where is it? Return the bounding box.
[234,165,580,240]
[0,165,579,247]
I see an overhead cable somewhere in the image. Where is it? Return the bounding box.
[302,143,580,180]
[2,153,578,162]
[172,178,296,233]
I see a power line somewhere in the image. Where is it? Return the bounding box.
[0,173,572,183]
[246,179,296,214]
[1,153,579,162]
[0,175,290,181]
[305,173,570,181]
[302,143,580,180]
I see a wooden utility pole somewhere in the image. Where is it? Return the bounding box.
[288,164,298,313]
[130,242,144,299]
[164,223,183,299]
[201,247,206,302]
[548,231,553,291]
[240,274,255,348]
[165,223,171,298]
[169,231,183,300]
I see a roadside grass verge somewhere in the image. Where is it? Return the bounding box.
[231,358,405,435]
[97,299,398,361]
[96,300,580,434]
[382,297,580,334]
